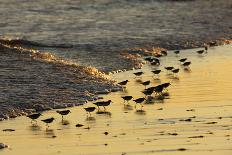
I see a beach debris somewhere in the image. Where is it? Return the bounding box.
[0,143,8,149]
[179,118,192,122]
[2,129,15,132]
[186,109,195,111]
[188,135,204,138]
[104,132,109,135]
[177,148,187,151]
[168,133,178,136]
[205,121,217,124]
[75,124,84,127]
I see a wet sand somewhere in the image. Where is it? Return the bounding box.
[0,45,232,155]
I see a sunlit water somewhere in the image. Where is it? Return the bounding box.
[0,45,231,155]
[0,0,231,71]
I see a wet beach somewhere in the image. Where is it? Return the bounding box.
[0,45,232,155]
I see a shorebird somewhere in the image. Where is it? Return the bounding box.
[153,85,164,95]
[142,89,154,97]
[133,97,146,109]
[179,58,187,62]
[151,70,161,77]
[118,80,129,86]
[174,50,180,55]
[150,59,160,66]
[141,80,150,88]
[204,45,208,51]
[171,68,179,74]
[121,96,133,104]
[27,113,42,124]
[93,100,112,111]
[56,110,71,120]
[161,82,171,89]
[182,61,191,67]
[41,117,55,128]
[165,67,174,71]
[84,107,96,116]
[144,57,153,62]
[133,71,144,78]
[196,50,205,54]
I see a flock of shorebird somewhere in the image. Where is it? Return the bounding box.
[26,46,209,129]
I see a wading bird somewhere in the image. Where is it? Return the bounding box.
[27,113,42,124]
[56,110,71,120]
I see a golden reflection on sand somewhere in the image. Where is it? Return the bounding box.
[0,45,232,155]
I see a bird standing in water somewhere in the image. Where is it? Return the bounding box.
[141,80,150,89]
[27,113,42,124]
[118,80,129,86]
[133,71,144,78]
[121,96,133,105]
[174,50,180,55]
[133,97,146,109]
[41,117,55,128]
[84,107,96,117]
[56,110,71,121]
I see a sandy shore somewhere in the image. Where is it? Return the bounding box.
[0,45,231,155]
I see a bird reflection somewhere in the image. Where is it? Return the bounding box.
[44,129,56,138]
[135,109,146,115]
[28,124,41,132]
[96,111,112,116]
[123,104,133,110]
[85,116,96,122]
[60,120,70,125]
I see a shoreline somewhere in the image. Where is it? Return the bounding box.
[0,41,231,121]
[0,43,121,121]
[0,44,231,155]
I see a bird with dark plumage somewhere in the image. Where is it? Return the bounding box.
[93,100,112,111]
[121,96,133,104]
[41,117,55,128]
[150,59,160,66]
[196,50,205,54]
[179,58,187,62]
[165,67,174,71]
[171,68,179,74]
[133,97,146,109]
[133,71,144,78]
[142,89,153,96]
[153,85,164,95]
[84,107,96,116]
[151,70,161,77]
[174,50,180,55]
[161,50,167,56]
[118,80,129,86]
[204,45,208,51]
[182,61,191,67]
[27,113,42,124]
[56,110,71,120]
[141,80,150,88]
[161,82,171,89]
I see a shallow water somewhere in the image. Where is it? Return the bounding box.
[0,0,231,71]
[0,45,232,155]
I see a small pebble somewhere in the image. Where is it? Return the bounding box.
[104,132,109,135]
